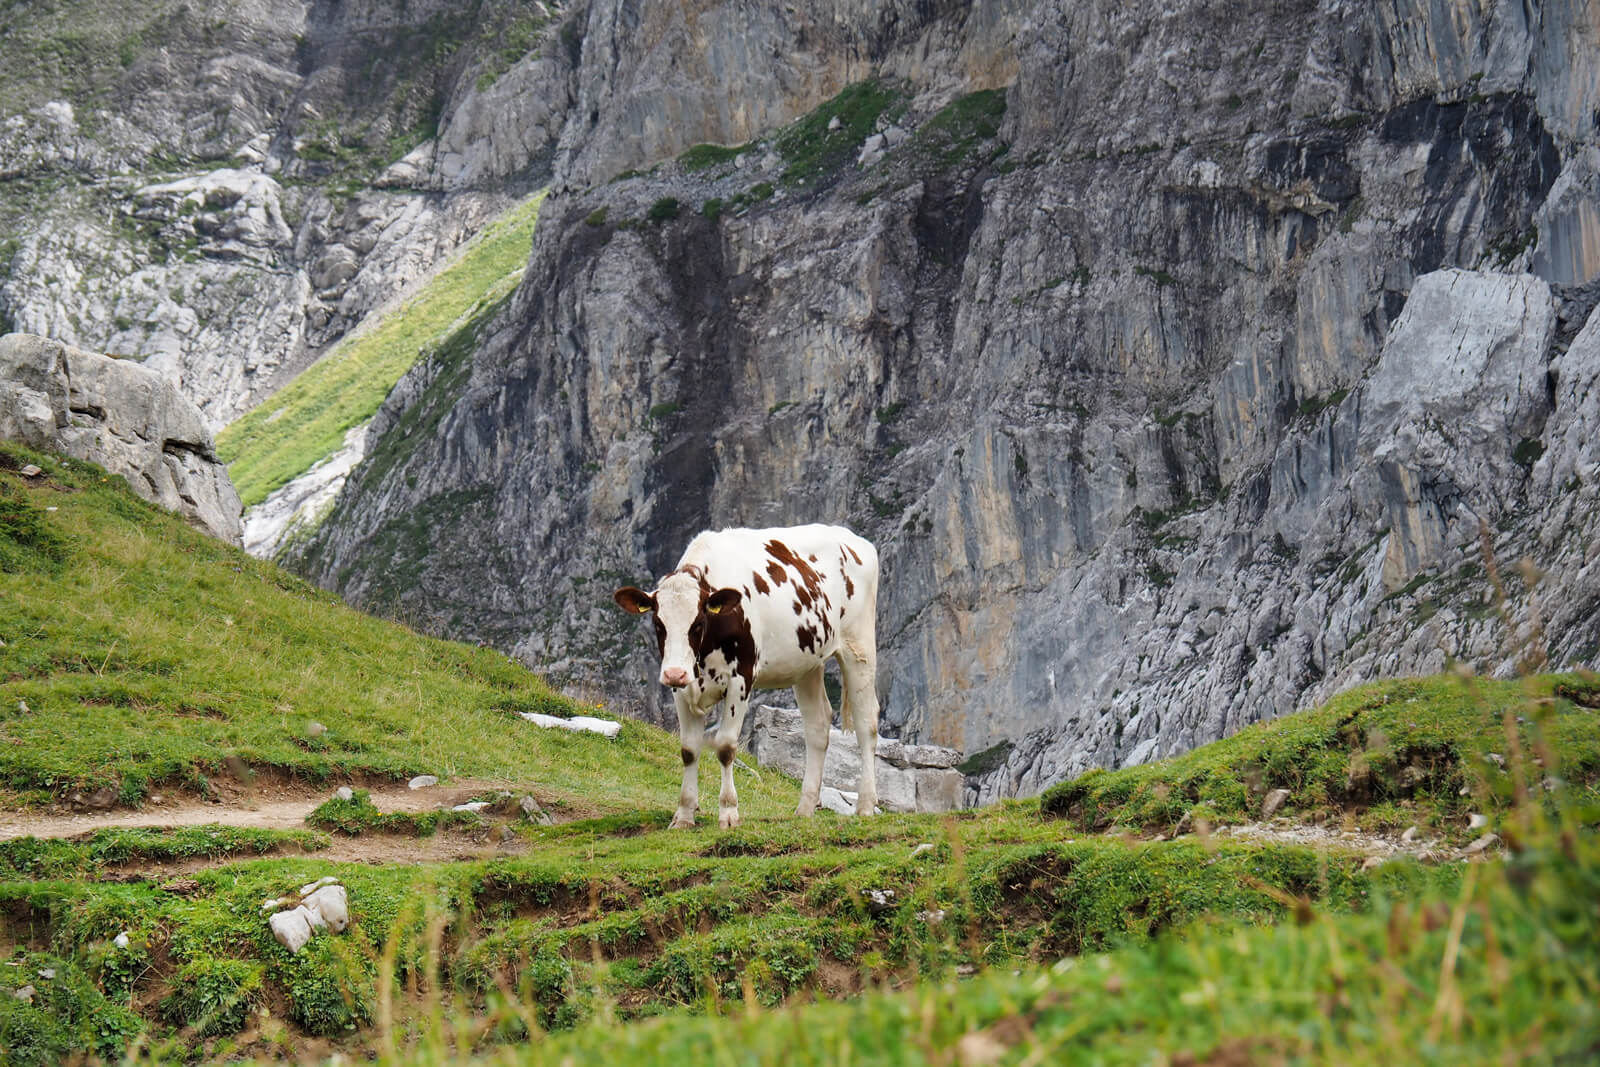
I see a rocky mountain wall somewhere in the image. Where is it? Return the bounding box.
[297,0,1600,799]
[0,0,581,427]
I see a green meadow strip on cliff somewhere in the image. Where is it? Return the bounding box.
[217,191,545,508]
[0,442,799,818]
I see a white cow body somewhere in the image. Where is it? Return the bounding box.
[615,524,880,828]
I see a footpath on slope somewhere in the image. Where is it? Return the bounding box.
[0,778,569,871]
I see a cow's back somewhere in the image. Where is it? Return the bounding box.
[680,525,876,687]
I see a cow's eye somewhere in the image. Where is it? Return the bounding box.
[689,620,704,639]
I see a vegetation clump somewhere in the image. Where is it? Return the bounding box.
[774,80,904,186]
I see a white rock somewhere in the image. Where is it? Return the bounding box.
[298,875,340,897]
[13,985,34,1002]
[819,786,857,814]
[301,885,350,933]
[826,115,842,132]
[335,786,354,802]
[518,712,622,738]
[1463,832,1500,855]
[1361,856,1384,871]
[408,775,439,789]
[1400,826,1421,843]
[35,968,54,980]
[910,842,935,858]
[113,931,129,948]
[452,801,490,813]
[1468,813,1489,830]
[269,908,314,953]
[305,721,327,737]
[916,909,946,924]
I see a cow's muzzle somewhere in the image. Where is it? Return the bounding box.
[661,667,690,689]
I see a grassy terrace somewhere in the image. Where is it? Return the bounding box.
[216,191,545,509]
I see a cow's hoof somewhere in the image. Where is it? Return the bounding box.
[668,813,697,829]
[795,802,818,818]
[718,809,741,830]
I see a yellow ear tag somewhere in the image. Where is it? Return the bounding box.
[706,602,722,615]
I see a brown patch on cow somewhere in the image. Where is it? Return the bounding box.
[752,572,770,595]
[689,594,758,697]
[843,573,855,598]
[765,561,787,586]
[845,545,863,565]
[716,744,735,767]
[796,623,820,654]
[680,747,695,766]
[765,539,826,604]
[808,553,818,562]
[793,600,803,615]
[653,617,667,658]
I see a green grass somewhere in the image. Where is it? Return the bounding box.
[677,143,748,171]
[0,441,799,819]
[1039,673,1600,839]
[505,816,1600,1065]
[0,825,327,879]
[774,80,904,186]
[216,191,546,508]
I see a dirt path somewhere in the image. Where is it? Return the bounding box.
[0,778,563,872]
[0,779,514,842]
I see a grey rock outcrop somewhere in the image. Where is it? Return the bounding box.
[0,333,243,542]
[294,0,1600,802]
[748,705,966,814]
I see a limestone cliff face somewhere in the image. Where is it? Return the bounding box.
[299,0,1600,798]
[0,0,579,426]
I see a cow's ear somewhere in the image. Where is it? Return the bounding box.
[614,587,656,614]
[705,588,742,615]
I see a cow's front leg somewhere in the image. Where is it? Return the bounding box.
[713,685,749,829]
[671,691,704,829]
[793,666,830,816]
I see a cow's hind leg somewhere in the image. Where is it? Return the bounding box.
[713,684,750,829]
[671,692,704,829]
[794,665,830,817]
[837,648,879,816]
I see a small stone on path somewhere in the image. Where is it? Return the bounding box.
[408,775,439,790]
[1468,812,1488,830]
[18,464,42,478]
[1361,856,1383,871]
[1261,788,1291,818]
[1463,832,1499,856]
[1400,825,1421,843]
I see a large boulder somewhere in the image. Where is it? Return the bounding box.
[0,333,243,543]
[749,704,967,814]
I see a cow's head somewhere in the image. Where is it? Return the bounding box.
[614,572,749,701]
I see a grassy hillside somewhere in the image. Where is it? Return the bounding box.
[0,440,797,818]
[0,442,1596,1064]
[216,191,544,509]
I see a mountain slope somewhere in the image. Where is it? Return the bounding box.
[0,440,797,819]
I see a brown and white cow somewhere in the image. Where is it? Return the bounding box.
[614,524,880,828]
